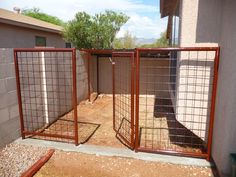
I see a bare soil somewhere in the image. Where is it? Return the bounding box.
[38,94,204,153]
[37,95,126,148]
[34,150,214,177]
[76,95,126,148]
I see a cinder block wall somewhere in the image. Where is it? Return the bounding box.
[0,49,90,148]
[0,48,21,148]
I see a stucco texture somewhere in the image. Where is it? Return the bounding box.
[179,0,236,176]
[0,23,65,48]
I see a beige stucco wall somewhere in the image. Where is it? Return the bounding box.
[211,0,236,176]
[175,51,214,142]
[174,0,218,143]
[0,23,65,48]
[178,0,220,47]
[178,0,236,176]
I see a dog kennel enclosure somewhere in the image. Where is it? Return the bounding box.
[14,47,220,160]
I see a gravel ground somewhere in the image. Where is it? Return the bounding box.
[0,143,48,177]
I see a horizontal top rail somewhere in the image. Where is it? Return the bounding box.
[136,47,220,52]
[112,52,134,57]
[13,47,220,54]
[14,48,76,52]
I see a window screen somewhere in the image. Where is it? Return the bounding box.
[35,36,46,47]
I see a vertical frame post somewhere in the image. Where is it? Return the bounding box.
[207,47,220,160]
[130,52,135,148]
[134,49,140,151]
[72,48,78,145]
[97,56,100,94]
[87,52,91,101]
[14,50,25,139]
[112,56,116,131]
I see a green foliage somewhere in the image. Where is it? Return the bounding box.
[63,11,129,49]
[63,12,92,48]
[22,8,65,26]
[140,31,169,48]
[113,31,136,49]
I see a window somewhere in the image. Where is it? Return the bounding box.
[35,36,46,47]
[171,16,179,47]
[65,42,71,48]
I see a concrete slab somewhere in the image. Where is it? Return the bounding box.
[14,138,212,167]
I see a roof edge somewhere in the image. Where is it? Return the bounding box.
[0,18,62,34]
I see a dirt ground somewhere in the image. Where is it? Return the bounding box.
[39,94,205,153]
[76,95,125,148]
[37,95,125,148]
[34,150,215,177]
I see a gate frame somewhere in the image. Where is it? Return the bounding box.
[134,47,220,160]
[112,51,135,149]
[14,48,79,145]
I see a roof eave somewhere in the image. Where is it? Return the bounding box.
[160,0,180,18]
[0,18,63,34]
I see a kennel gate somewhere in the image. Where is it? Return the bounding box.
[112,52,135,149]
[14,47,220,160]
[112,47,220,160]
[14,48,79,145]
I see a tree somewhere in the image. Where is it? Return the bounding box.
[22,8,64,26]
[140,31,169,48]
[63,12,93,48]
[113,31,136,49]
[63,11,129,49]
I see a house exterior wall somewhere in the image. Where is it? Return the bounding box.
[178,0,236,176]
[0,48,20,148]
[170,0,219,143]
[211,0,236,176]
[0,23,65,48]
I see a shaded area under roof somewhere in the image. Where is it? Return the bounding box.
[160,0,180,40]
[160,0,179,18]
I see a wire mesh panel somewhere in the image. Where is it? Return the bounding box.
[14,48,78,144]
[112,52,135,148]
[135,48,219,159]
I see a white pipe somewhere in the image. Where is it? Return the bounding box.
[41,52,49,124]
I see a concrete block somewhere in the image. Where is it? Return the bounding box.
[5,48,14,63]
[7,91,18,106]
[0,79,7,94]
[0,93,8,109]
[5,77,16,92]
[0,48,11,64]
[0,117,21,148]
[0,64,7,79]
[9,104,19,119]
[0,107,9,124]
[6,63,15,78]
[0,49,5,63]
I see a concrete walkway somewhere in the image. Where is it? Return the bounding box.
[15,138,212,167]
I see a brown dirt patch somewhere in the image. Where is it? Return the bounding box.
[35,95,126,148]
[34,150,214,177]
